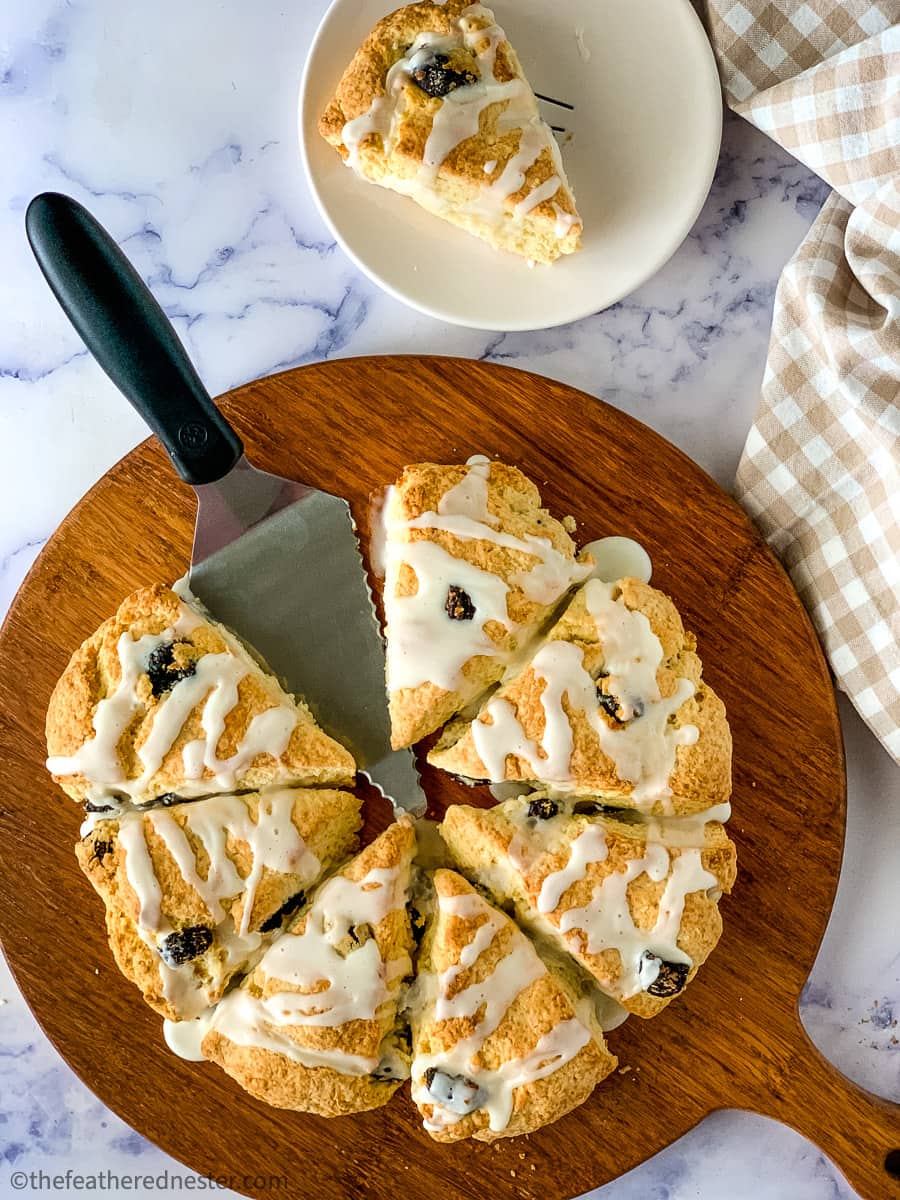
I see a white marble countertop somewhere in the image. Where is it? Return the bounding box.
[0,2,897,1197]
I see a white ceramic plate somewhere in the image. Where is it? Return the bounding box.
[299,0,722,331]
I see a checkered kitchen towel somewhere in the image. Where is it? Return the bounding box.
[700,2,900,762]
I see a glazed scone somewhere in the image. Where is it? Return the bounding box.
[409,869,616,1141]
[77,788,361,1021]
[441,794,737,1018]
[201,819,417,1115]
[429,577,732,815]
[46,583,356,808]
[383,456,589,749]
[319,1,582,264]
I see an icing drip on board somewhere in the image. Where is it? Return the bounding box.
[383,455,587,694]
[46,598,299,801]
[582,537,653,585]
[340,5,573,242]
[468,578,700,807]
[411,888,592,1133]
[193,867,409,1076]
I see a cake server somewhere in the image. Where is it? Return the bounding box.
[26,191,425,815]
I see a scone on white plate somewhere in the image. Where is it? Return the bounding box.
[429,576,732,816]
[77,788,361,1020]
[201,819,417,1116]
[409,868,616,1141]
[319,1,582,264]
[381,456,589,749]
[46,583,356,809]
[441,793,737,1018]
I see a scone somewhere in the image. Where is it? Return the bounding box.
[409,869,616,1141]
[201,819,417,1115]
[383,456,589,749]
[77,788,361,1020]
[319,1,582,264]
[46,583,356,808]
[429,577,732,815]
[440,794,737,1018]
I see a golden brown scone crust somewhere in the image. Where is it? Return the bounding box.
[202,820,417,1115]
[196,1040,401,1116]
[429,578,732,815]
[318,2,581,263]
[440,798,737,1018]
[47,584,356,805]
[411,869,616,1141]
[77,789,361,1020]
[387,461,584,748]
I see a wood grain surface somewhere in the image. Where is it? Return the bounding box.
[0,357,897,1200]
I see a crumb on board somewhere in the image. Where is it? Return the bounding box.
[618,1065,632,1075]
[563,514,577,533]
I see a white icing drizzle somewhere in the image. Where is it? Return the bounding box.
[156,922,262,1020]
[148,791,319,935]
[407,512,586,607]
[384,455,586,695]
[468,579,699,807]
[340,5,570,239]
[643,802,733,847]
[582,537,653,585]
[199,866,407,1076]
[368,486,392,580]
[437,453,495,522]
[386,539,514,692]
[202,988,380,1076]
[112,790,321,1013]
[411,887,591,1133]
[513,174,561,219]
[537,825,609,913]
[551,835,718,999]
[47,632,166,786]
[171,575,195,602]
[256,867,404,1027]
[118,814,165,930]
[47,598,298,800]
[505,797,733,875]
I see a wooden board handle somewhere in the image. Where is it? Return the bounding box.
[750,1008,900,1199]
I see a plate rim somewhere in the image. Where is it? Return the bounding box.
[298,0,724,331]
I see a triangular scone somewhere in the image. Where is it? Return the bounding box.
[319,1,582,264]
[409,869,616,1141]
[201,819,417,1115]
[440,794,737,1018]
[429,577,732,815]
[77,788,361,1021]
[47,584,356,808]
[383,456,589,749]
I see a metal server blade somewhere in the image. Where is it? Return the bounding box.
[190,460,426,816]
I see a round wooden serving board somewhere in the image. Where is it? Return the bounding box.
[0,358,897,1200]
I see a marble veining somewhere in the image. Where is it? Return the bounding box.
[0,1,898,1197]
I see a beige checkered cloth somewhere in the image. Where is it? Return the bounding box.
[701,2,900,762]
